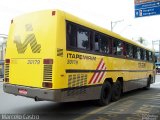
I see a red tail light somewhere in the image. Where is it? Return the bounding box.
[5,78,9,82]
[5,59,10,64]
[52,11,56,16]
[42,82,52,88]
[43,59,53,64]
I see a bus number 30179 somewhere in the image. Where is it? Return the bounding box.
[27,60,40,64]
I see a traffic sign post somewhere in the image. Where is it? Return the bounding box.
[135,0,160,18]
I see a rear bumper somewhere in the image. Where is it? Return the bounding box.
[3,83,101,102]
[3,83,61,102]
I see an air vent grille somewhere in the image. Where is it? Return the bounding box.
[68,74,87,88]
[43,65,52,81]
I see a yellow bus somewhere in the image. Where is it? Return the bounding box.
[3,9,155,106]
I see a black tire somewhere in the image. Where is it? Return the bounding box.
[111,81,122,102]
[144,76,151,90]
[96,81,112,106]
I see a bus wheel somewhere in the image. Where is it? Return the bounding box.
[111,81,122,102]
[144,76,151,90]
[96,81,112,106]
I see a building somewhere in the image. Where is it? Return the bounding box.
[0,34,7,77]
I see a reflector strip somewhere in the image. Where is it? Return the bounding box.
[42,82,52,88]
[43,59,53,64]
[5,59,10,64]
[5,78,9,82]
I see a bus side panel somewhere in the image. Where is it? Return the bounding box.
[52,11,68,89]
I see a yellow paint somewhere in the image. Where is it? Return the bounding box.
[5,9,154,90]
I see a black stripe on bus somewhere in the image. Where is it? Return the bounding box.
[65,69,154,73]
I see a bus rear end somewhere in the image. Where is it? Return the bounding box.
[3,10,61,101]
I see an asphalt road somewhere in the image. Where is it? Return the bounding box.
[0,76,160,120]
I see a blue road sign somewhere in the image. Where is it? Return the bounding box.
[135,0,160,18]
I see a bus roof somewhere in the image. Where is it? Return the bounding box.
[57,9,154,52]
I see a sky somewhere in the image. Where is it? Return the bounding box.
[0,0,160,50]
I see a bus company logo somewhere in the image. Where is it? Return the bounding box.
[89,58,106,84]
[14,34,41,54]
[14,24,41,54]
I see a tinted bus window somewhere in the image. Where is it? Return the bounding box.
[140,49,144,60]
[143,50,147,61]
[146,51,149,61]
[94,34,100,52]
[149,51,153,61]
[67,23,77,48]
[95,34,111,54]
[77,28,90,50]
[126,44,133,58]
[113,39,124,56]
[133,46,137,59]
[137,48,141,60]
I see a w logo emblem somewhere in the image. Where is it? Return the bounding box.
[14,24,41,54]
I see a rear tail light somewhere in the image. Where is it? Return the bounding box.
[5,59,10,64]
[4,78,9,82]
[43,59,53,64]
[42,82,52,88]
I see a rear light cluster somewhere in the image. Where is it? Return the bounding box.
[4,78,9,82]
[43,59,53,88]
[42,82,52,88]
[5,59,10,64]
[5,59,10,83]
[43,59,53,64]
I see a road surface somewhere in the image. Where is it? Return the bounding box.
[0,75,160,120]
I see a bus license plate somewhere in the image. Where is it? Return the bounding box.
[18,89,27,95]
